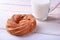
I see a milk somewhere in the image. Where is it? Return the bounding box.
[31,0,50,21]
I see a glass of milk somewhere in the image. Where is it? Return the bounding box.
[31,0,50,21]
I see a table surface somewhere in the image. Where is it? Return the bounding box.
[0,0,60,40]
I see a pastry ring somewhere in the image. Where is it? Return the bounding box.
[6,14,36,36]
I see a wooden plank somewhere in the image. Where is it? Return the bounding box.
[0,30,60,40]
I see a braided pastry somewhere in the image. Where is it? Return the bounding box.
[6,14,36,36]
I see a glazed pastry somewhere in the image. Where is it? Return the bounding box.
[6,14,36,36]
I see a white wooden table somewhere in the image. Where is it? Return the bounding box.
[0,0,60,40]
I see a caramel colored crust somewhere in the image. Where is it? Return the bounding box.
[6,14,36,36]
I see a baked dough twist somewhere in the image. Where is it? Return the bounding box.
[6,14,36,36]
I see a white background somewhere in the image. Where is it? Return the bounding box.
[0,0,60,40]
